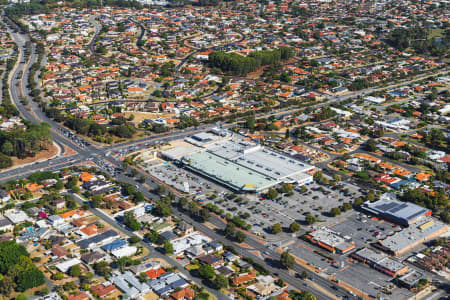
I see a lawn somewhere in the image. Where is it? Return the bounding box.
[185,264,199,271]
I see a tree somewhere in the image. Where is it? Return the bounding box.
[280,251,295,269]
[353,197,364,207]
[178,197,188,209]
[194,293,209,300]
[1,141,14,156]
[285,128,290,139]
[313,171,322,182]
[188,201,200,217]
[289,222,301,232]
[69,264,81,277]
[300,271,308,279]
[134,192,145,203]
[130,236,142,245]
[0,276,15,296]
[365,139,377,152]
[366,191,375,202]
[52,272,64,280]
[214,274,229,289]
[342,202,352,211]
[54,180,64,191]
[280,183,293,194]
[80,272,93,285]
[418,278,428,288]
[15,294,27,300]
[224,223,236,239]
[199,208,210,222]
[138,272,148,283]
[332,174,341,182]
[0,241,28,273]
[235,231,246,243]
[91,194,102,208]
[290,290,316,300]
[272,223,282,234]
[305,213,317,225]
[330,207,341,217]
[154,200,172,217]
[35,287,49,296]
[123,211,141,231]
[266,188,278,199]
[93,261,111,278]
[163,241,174,255]
[198,264,215,280]
[156,185,167,195]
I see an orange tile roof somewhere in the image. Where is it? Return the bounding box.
[355,153,380,163]
[91,284,116,298]
[341,137,353,144]
[128,87,143,92]
[416,173,432,181]
[146,268,166,279]
[392,141,405,147]
[171,287,195,300]
[81,224,98,236]
[80,172,93,182]
[393,167,411,176]
[67,293,89,300]
[409,133,423,139]
[60,210,84,219]
[378,162,394,170]
[232,272,256,285]
[276,291,292,300]
[25,183,44,192]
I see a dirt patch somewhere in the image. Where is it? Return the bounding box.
[124,111,176,126]
[63,146,78,157]
[11,143,58,167]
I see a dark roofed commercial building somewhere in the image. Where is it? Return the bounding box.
[362,194,431,227]
[351,248,408,277]
[397,270,425,289]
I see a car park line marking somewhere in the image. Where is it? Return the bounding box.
[295,243,314,252]
[340,265,350,272]
[279,240,295,249]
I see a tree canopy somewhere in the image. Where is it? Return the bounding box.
[208,47,294,76]
[0,241,45,293]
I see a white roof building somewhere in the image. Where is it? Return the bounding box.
[56,258,81,273]
[5,210,32,224]
[111,246,137,258]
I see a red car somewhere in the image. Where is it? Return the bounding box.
[260,197,265,201]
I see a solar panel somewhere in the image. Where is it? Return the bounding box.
[389,203,408,213]
[406,209,428,221]
[374,202,398,212]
